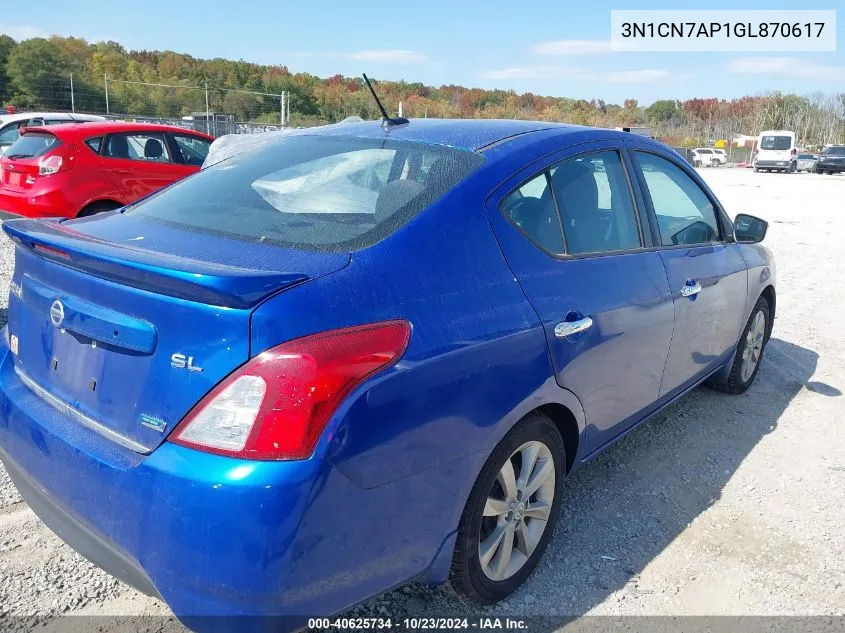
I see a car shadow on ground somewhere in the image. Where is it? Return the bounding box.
[348,337,824,621]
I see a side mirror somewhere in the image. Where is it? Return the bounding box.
[734,213,768,244]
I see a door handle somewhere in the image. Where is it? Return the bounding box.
[554,316,593,338]
[681,280,702,298]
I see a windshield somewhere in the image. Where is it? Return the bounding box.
[126,135,485,251]
[823,146,845,156]
[4,132,61,159]
[760,135,792,151]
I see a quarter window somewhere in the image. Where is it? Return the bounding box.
[636,152,721,246]
[501,172,564,255]
[85,136,103,153]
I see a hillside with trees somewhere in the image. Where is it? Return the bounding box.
[1,34,844,148]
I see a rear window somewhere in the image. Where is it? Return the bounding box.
[823,146,845,156]
[798,154,815,159]
[4,132,61,159]
[125,135,484,251]
[760,135,792,150]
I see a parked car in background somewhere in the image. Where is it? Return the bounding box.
[0,122,213,218]
[754,130,797,173]
[0,112,105,155]
[712,148,728,165]
[815,145,845,174]
[0,120,775,631]
[693,148,721,167]
[795,153,819,173]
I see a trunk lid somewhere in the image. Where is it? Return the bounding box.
[3,214,349,452]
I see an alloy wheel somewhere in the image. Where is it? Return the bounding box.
[478,440,556,581]
[741,310,766,382]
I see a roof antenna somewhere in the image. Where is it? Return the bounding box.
[363,73,409,127]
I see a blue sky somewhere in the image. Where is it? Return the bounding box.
[1,0,842,104]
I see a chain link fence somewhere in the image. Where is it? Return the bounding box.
[5,77,292,137]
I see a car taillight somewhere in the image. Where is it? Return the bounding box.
[170,320,411,460]
[38,144,77,176]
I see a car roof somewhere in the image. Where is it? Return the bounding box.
[0,112,104,125]
[298,118,579,152]
[20,121,214,140]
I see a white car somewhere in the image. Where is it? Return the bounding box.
[692,148,723,167]
[0,111,105,154]
[712,148,728,165]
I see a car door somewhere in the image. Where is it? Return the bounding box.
[486,142,675,451]
[628,145,748,397]
[101,131,191,203]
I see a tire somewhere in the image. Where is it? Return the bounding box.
[450,411,566,604]
[753,167,759,173]
[77,201,121,217]
[707,296,770,395]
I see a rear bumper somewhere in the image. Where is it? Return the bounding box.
[1,446,161,598]
[755,160,792,169]
[0,347,322,623]
[0,187,77,218]
[817,162,845,172]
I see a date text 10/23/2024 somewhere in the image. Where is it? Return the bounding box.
[307,618,529,630]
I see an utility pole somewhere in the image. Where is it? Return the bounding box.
[281,91,285,127]
[104,74,109,115]
[287,92,290,126]
[205,83,210,135]
[70,74,75,112]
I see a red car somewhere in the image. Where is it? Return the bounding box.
[0,122,213,218]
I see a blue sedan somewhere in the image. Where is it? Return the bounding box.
[0,119,774,629]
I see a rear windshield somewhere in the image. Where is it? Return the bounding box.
[760,135,792,151]
[823,146,845,156]
[125,135,484,251]
[4,132,61,159]
[798,154,815,159]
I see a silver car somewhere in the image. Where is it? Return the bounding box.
[796,153,818,172]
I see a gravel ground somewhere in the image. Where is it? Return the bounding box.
[0,167,843,628]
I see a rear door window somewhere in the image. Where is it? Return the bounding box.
[125,135,484,251]
[760,136,792,150]
[4,132,61,159]
[550,150,641,254]
[104,133,172,163]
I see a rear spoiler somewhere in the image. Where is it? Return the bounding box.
[3,219,308,309]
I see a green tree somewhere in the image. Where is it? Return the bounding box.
[646,99,679,122]
[6,38,71,109]
[0,35,16,102]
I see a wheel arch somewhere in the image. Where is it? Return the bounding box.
[77,198,123,217]
[535,402,580,474]
[760,284,776,340]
